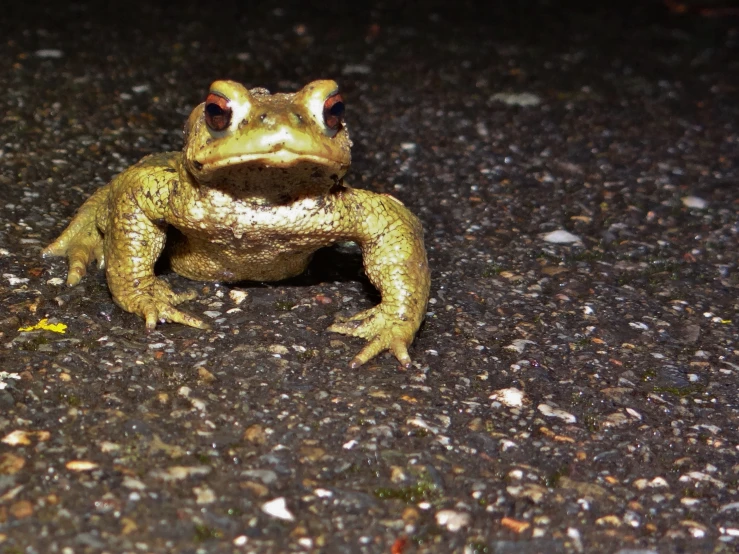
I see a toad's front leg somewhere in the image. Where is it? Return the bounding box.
[328,188,430,367]
[103,168,207,330]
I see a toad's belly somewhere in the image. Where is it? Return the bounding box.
[167,235,323,282]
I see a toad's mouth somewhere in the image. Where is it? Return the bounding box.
[195,149,348,171]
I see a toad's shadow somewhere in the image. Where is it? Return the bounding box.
[275,243,377,299]
[157,240,379,301]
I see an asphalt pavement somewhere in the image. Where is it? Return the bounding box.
[0,1,737,552]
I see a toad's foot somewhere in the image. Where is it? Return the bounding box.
[42,185,111,286]
[43,227,105,286]
[328,305,418,368]
[46,240,104,286]
[113,280,208,330]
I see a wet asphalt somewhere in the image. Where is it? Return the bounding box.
[0,1,738,553]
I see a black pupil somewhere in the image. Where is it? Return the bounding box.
[206,103,224,117]
[329,101,344,118]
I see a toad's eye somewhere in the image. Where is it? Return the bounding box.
[323,92,345,132]
[204,92,232,132]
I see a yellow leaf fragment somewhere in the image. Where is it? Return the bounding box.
[18,318,67,334]
[121,517,138,535]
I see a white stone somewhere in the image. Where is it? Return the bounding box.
[435,509,471,532]
[504,339,535,354]
[489,387,525,408]
[491,92,542,107]
[541,230,581,244]
[537,404,576,423]
[36,49,64,58]
[262,497,295,521]
[681,196,707,209]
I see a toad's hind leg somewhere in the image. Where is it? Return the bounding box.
[42,185,110,285]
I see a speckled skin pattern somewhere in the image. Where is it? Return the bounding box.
[43,80,430,367]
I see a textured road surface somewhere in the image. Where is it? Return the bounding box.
[1,1,737,552]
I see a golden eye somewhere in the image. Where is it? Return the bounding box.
[204,92,232,132]
[322,92,345,132]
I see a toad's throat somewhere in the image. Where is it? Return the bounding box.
[188,156,345,203]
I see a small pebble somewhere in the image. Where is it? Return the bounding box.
[35,49,64,58]
[681,196,707,209]
[542,230,581,244]
[342,64,371,75]
[435,509,470,532]
[538,404,577,423]
[262,497,295,521]
[491,92,542,107]
[504,339,535,354]
[489,387,525,408]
